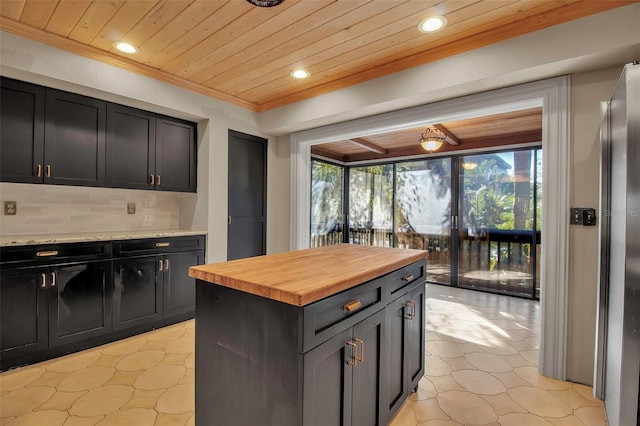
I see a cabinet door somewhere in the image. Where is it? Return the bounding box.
[352,309,385,426]
[163,250,203,318]
[155,116,196,192]
[44,89,106,186]
[0,266,48,359]
[383,295,409,421]
[49,260,112,347]
[0,78,45,183]
[113,256,162,330]
[303,328,353,426]
[383,285,426,422]
[405,284,425,392]
[106,104,156,190]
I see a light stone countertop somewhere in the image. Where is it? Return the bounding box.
[0,230,207,247]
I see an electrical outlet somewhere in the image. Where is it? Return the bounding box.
[4,201,17,215]
[127,202,136,214]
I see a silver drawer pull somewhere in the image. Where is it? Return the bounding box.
[343,299,362,312]
[404,300,416,320]
[402,274,414,282]
[36,250,59,257]
[156,242,170,248]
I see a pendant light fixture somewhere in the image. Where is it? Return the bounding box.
[419,127,447,152]
[246,0,284,6]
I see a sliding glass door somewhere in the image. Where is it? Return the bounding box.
[457,149,541,298]
[395,159,453,285]
[310,148,542,299]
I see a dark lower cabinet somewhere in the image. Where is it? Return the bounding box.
[303,310,385,426]
[0,235,205,371]
[163,250,203,317]
[113,256,163,330]
[0,266,49,359]
[0,260,112,361]
[195,260,425,426]
[113,249,203,328]
[49,260,112,347]
[383,284,425,423]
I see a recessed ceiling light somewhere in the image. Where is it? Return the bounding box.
[290,69,310,79]
[113,42,138,54]
[418,16,447,33]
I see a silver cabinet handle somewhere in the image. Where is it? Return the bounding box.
[404,300,416,320]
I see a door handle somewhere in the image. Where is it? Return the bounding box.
[354,338,364,364]
[150,174,155,185]
[41,273,47,288]
[347,341,358,366]
[46,165,51,178]
[36,164,42,177]
[156,175,161,186]
[51,272,56,288]
[159,259,163,271]
[404,300,416,320]
[228,216,232,225]
[164,259,169,271]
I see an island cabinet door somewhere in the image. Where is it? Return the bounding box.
[113,255,163,330]
[49,260,112,347]
[351,308,386,426]
[382,283,425,423]
[303,328,354,426]
[0,266,49,360]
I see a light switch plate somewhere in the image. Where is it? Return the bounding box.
[127,202,136,214]
[4,201,17,215]
[570,208,582,225]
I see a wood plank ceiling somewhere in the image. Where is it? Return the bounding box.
[312,107,543,162]
[0,0,631,112]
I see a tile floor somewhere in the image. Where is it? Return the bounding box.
[0,284,606,426]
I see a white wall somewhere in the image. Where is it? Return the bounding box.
[567,66,621,385]
[0,31,289,261]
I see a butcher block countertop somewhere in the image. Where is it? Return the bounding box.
[189,243,427,306]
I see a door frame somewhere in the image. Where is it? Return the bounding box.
[290,76,570,380]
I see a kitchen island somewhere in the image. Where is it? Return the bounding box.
[189,244,427,426]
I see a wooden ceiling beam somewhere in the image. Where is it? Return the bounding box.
[311,146,346,162]
[433,124,460,145]
[347,138,388,155]
[341,130,542,162]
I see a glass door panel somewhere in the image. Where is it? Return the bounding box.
[348,165,393,247]
[310,160,344,247]
[458,150,538,297]
[395,159,452,285]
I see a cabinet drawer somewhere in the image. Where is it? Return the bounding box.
[0,242,112,266]
[385,260,425,300]
[302,276,383,353]
[114,235,205,256]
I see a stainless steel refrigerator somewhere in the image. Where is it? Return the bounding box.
[595,61,640,426]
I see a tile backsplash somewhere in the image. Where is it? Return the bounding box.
[0,183,179,235]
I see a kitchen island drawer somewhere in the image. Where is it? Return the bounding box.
[114,235,205,256]
[384,260,425,300]
[302,273,384,352]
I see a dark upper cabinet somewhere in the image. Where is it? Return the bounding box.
[106,107,196,192]
[1,78,196,192]
[106,104,156,190]
[155,116,196,192]
[44,88,106,187]
[0,77,45,183]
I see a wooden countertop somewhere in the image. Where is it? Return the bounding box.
[189,244,427,306]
